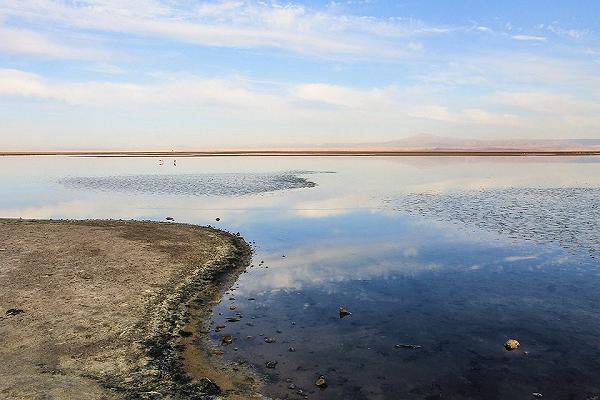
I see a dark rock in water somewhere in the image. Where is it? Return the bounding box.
[315,376,328,388]
[395,344,422,350]
[339,307,352,318]
[5,309,25,316]
[288,347,296,352]
[265,337,276,343]
[532,393,543,398]
[226,316,241,322]
[215,324,226,332]
[165,217,174,221]
[215,218,220,221]
[222,335,233,345]
[197,377,221,395]
[505,339,520,351]
[288,383,297,389]
[265,360,278,369]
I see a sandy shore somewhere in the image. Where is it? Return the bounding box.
[0,219,258,400]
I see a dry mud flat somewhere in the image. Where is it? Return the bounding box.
[0,219,259,400]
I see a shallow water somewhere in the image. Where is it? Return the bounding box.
[1,156,600,399]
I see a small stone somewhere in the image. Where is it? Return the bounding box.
[265,360,278,369]
[222,335,233,345]
[197,377,221,395]
[339,307,352,318]
[165,216,174,221]
[5,309,25,316]
[395,344,422,350]
[226,316,241,322]
[532,393,543,398]
[288,383,297,389]
[505,339,520,351]
[229,304,237,310]
[216,218,220,221]
[315,376,327,388]
[265,337,276,343]
[288,347,296,352]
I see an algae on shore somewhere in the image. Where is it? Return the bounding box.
[0,219,256,400]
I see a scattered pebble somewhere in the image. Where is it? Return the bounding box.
[532,393,543,398]
[395,344,422,350]
[339,307,352,318]
[229,304,237,310]
[265,337,276,343]
[265,361,278,369]
[226,316,241,322]
[5,309,24,316]
[221,335,233,345]
[315,376,327,388]
[215,218,220,221]
[505,339,520,351]
[165,217,174,221]
[288,347,296,352]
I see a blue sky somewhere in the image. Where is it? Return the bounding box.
[0,0,599,149]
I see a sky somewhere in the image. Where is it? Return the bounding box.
[0,0,599,150]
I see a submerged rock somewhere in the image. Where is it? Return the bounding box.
[315,376,327,388]
[532,393,543,398]
[264,337,276,343]
[265,360,278,369]
[226,316,241,322]
[165,217,174,221]
[395,344,422,350]
[339,307,352,318]
[505,339,520,351]
[221,335,233,345]
[229,304,237,310]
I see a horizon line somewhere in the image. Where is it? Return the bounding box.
[2,149,600,157]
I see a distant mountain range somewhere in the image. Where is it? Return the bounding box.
[308,134,600,151]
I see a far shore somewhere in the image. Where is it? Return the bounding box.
[1,149,600,157]
[0,219,258,400]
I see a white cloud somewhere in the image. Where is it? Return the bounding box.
[511,34,546,42]
[0,22,104,59]
[0,0,450,59]
[493,91,599,115]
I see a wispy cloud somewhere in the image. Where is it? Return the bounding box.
[0,21,104,59]
[511,34,546,42]
[0,0,450,59]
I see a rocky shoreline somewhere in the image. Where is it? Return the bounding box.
[0,219,257,400]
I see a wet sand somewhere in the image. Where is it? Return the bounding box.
[0,219,258,400]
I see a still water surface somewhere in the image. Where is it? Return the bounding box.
[2,156,600,399]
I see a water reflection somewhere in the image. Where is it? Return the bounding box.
[210,211,600,399]
[1,156,600,399]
